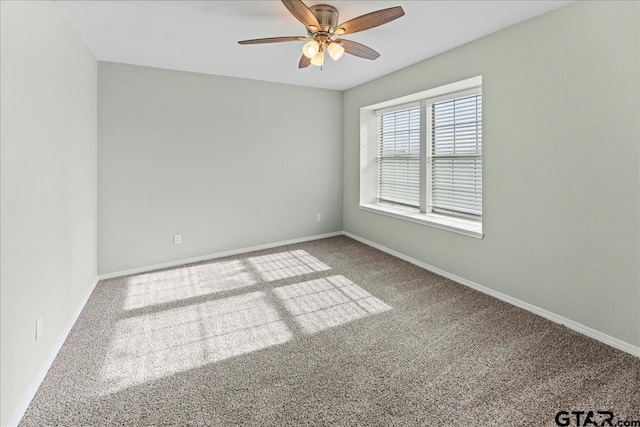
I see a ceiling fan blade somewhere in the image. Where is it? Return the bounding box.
[334,6,404,35]
[281,0,320,30]
[338,39,380,60]
[299,54,311,68]
[238,36,305,45]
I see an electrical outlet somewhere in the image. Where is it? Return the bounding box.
[174,234,182,244]
[36,317,43,341]
[316,214,322,222]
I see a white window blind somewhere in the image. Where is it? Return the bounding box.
[431,93,482,217]
[378,105,421,208]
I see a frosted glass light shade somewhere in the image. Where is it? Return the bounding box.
[327,42,345,61]
[302,40,320,59]
[310,50,324,66]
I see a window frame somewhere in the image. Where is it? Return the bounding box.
[359,76,483,239]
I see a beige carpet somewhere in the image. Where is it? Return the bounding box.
[19,236,639,426]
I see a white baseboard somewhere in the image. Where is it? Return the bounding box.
[8,275,100,427]
[98,231,344,281]
[343,231,639,358]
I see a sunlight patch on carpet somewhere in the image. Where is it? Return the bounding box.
[247,250,330,281]
[101,259,391,395]
[273,275,392,334]
[101,291,292,394]
[123,260,257,310]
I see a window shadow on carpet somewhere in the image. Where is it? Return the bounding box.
[99,250,392,395]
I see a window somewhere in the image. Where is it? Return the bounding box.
[430,93,482,218]
[359,76,483,238]
[378,104,421,208]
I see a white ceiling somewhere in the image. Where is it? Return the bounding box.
[57,0,571,91]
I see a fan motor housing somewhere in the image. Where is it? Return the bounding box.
[309,4,339,32]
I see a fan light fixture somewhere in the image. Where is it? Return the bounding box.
[310,49,324,67]
[304,40,342,65]
[302,40,320,58]
[327,42,345,61]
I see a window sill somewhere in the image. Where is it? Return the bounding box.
[359,203,484,239]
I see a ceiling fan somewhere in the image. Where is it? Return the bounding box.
[238,0,405,69]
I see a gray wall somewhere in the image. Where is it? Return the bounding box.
[343,1,640,347]
[0,1,98,425]
[98,63,343,274]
